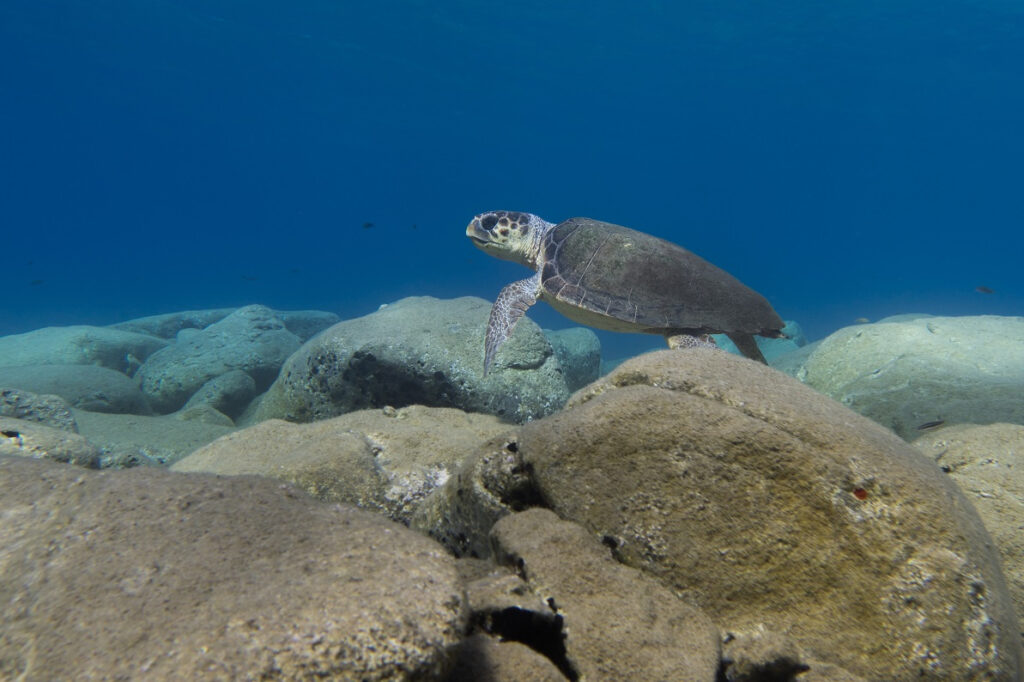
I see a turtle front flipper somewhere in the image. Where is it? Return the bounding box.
[484,272,542,375]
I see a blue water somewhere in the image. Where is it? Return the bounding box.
[3,1,1022,361]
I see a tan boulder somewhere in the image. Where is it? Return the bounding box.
[913,422,1024,631]
[174,405,510,523]
[490,508,721,681]
[513,349,1020,680]
[0,456,465,680]
[172,418,388,512]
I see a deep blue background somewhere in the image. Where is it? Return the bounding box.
[2,1,1022,360]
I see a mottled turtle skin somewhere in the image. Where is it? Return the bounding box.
[467,211,785,374]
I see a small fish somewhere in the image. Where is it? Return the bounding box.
[240,275,259,281]
[29,279,44,286]
[853,317,869,324]
[362,222,374,229]
[975,285,994,294]
[916,419,945,431]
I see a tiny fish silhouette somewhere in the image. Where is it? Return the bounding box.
[916,420,945,431]
[975,286,994,294]
[362,222,374,229]
[853,317,869,324]
[29,279,44,286]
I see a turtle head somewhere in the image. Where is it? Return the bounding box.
[467,211,551,268]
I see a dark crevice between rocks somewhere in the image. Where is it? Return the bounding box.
[483,439,549,514]
[482,606,579,681]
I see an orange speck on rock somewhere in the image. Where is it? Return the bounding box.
[852,488,868,500]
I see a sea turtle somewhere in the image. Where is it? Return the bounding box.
[467,211,785,374]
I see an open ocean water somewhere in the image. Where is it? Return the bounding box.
[5,4,1024,678]
[1,0,1022,360]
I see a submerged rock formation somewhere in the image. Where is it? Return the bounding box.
[775,315,1024,439]
[247,296,570,425]
[0,456,466,679]
[416,348,1022,680]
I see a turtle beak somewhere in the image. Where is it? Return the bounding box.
[466,219,489,246]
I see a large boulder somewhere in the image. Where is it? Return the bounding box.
[521,349,1021,679]
[247,297,570,425]
[0,364,152,415]
[0,456,465,680]
[174,405,510,524]
[914,423,1024,631]
[0,325,166,374]
[783,315,1024,439]
[419,348,1022,680]
[137,305,301,413]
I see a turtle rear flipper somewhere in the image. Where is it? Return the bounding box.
[725,331,767,364]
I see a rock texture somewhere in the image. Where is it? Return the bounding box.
[172,419,389,512]
[137,304,301,413]
[0,456,465,680]
[786,315,1024,439]
[0,416,101,467]
[181,368,257,421]
[73,410,235,467]
[0,325,166,374]
[325,406,512,523]
[515,349,1021,680]
[0,387,77,432]
[0,364,152,414]
[447,634,566,682]
[411,433,539,559]
[248,297,570,425]
[914,422,1024,630]
[490,508,721,681]
[544,327,601,392]
[174,405,510,524]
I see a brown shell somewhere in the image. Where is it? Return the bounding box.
[540,218,784,336]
